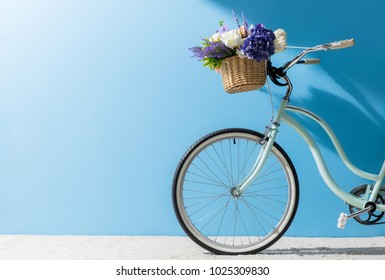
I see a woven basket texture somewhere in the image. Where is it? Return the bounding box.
[221,56,266,94]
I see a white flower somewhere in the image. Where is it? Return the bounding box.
[209,32,220,42]
[236,49,247,58]
[220,29,243,49]
[274,28,287,53]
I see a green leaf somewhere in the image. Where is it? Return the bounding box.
[202,57,223,71]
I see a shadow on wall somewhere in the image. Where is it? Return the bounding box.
[303,77,385,174]
[206,0,385,175]
[289,75,385,174]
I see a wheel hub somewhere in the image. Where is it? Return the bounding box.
[230,187,241,198]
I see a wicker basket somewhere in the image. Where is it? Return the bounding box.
[220,56,267,94]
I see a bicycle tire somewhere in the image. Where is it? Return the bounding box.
[172,128,299,255]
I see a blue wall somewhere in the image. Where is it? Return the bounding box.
[0,0,383,237]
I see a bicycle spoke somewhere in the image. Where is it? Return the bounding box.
[239,141,259,183]
[243,191,288,212]
[234,199,252,245]
[239,196,281,228]
[195,155,229,189]
[187,166,228,189]
[238,196,269,236]
[212,196,232,242]
[197,195,232,234]
[212,142,235,187]
[186,190,229,217]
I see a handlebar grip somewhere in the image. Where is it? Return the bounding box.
[328,38,355,50]
[297,58,321,65]
[303,58,320,64]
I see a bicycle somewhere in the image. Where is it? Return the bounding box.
[172,39,385,255]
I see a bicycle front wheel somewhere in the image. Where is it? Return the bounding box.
[172,128,299,255]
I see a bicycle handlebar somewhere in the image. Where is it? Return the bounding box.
[281,38,355,72]
[268,38,355,89]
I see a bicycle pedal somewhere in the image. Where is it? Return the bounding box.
[337,212,348,229]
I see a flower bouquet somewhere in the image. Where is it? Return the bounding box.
[189,11,286,93]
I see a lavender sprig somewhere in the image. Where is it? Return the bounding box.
[188,46,204,60]
[241,12,248,31]
[202,41,234,59]
[216,24,230,34]
[232,10,240,28]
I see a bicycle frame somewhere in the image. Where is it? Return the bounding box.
[237,84,385,212]
[282,102,385,211]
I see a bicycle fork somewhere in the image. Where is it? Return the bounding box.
[235,94,289,196]
[234,123,279,196]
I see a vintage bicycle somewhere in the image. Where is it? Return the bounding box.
[172,39,385,255]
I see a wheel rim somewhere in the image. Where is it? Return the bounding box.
[175,131,298,254]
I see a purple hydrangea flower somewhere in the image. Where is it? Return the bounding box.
[240,24,275,61]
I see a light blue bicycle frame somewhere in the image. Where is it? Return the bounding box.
[237,83,385,212]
